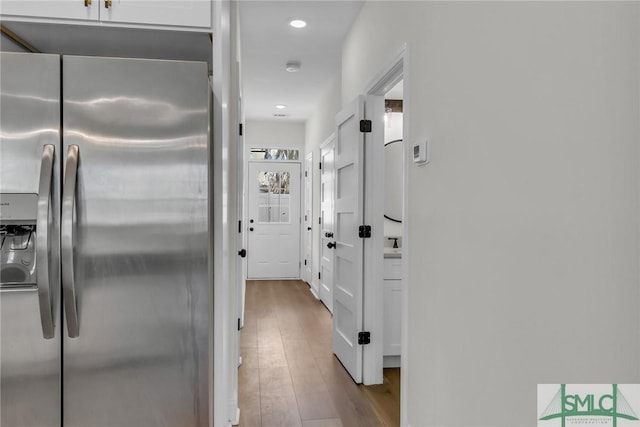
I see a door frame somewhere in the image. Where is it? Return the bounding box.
[361,44,410,424]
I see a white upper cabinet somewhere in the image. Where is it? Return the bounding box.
[102,1,210,29]
[0,0,211,30]
[0,1,99,21]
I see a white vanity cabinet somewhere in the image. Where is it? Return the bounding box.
[383,256,402,366]
[0,0,211,30]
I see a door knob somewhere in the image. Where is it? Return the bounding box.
[325,232,334,238]
[307,227,312,231]
[327,242,336,249]
[249,227,254,232]
[238,249,247,258]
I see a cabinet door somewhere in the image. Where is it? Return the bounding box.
[100,0,211,29]
[383,279,402,356]
[0,0,98,21]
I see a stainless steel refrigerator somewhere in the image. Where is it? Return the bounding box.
[0,52,210,427]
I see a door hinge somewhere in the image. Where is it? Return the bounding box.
[358,331,371,345]
[318,272,321,280]
[305,171,308,177]
[237,318,242,331]
[238,220,242,233]
[359,225,372,238]
[319,162,322,170]
[239,123,243,136]
[318,217,321,225]
[304,259,307,266]
[360,119,372,133]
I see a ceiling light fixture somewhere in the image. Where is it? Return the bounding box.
[289,19,307,29]
[275,104,287,109]
[286,61,301,73]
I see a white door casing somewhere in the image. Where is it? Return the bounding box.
[320,135,336,313]
[247,162,301,279]
[303,153,314,286]
[332,96,365,383]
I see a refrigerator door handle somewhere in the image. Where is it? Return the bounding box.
[62,145,80,338]
[36,144,56,339]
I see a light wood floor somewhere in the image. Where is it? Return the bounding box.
[239,280,400,427]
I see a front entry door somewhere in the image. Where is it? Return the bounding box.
[332,96,365,383]
[247,162,301,279]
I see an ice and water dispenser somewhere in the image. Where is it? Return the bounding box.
[0,194,38,287]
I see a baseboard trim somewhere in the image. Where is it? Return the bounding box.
[383,355,401,368]
[230,407,240,426]
[309,285,320,299]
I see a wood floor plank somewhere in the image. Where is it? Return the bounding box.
[296,390,339,421]
[240,280,399,427]
[261,394,302,427]
[302,419,343,427]
[241,345,259,370]
[238,366,261,427]
[258,366,295,397]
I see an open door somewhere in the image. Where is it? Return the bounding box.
[319,135,336,313]
[303,153,314,285]
[332,96,366,383]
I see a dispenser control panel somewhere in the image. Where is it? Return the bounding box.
[0,193,38,225]
[0,194,38,286]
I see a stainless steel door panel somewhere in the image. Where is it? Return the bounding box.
[0,291,60,427]
[62,56,209,427]
[0,52,61,427]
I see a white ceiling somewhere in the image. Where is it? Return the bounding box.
[239,1,364,122]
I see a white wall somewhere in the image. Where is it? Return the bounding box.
[304,74,342,296]
[245,120,305,151]
[338,2,640,426]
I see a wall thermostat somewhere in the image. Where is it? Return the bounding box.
[413,140,428,165]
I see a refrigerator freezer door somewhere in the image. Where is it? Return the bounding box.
[62,56,210,427]
[0,52,61,427]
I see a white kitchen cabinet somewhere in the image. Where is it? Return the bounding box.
[102,1,210,29]
[0,1,99,21]
[0,0,211,30]
[383,257,402,364]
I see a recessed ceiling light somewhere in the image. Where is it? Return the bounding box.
[286,61,301,72]
[275,104,287,109]
[289,19,307,29]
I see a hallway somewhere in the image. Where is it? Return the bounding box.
[239,280,400,427]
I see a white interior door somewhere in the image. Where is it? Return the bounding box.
[332,96,365,383]
[320,136,336,313]
[247,162,301,279]
[303,153,313,284]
